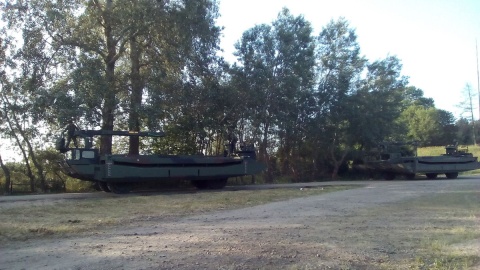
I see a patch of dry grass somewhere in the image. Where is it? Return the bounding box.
[294,189,480,270]
[417,144,480,157]
[0,185,355,243]
[380,191,480,269]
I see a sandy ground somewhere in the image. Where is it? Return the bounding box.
[1,179,480,270]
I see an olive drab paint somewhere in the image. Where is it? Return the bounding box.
[56,130,265,193]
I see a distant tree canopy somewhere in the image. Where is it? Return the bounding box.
[0,4,470,191]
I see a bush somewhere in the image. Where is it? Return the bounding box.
[65,179,96,193]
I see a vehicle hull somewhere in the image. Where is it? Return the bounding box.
[363,156,480,177]
[60,150,265,183]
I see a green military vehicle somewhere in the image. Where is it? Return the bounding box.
[360,142,480,180]
[56,130,265,193]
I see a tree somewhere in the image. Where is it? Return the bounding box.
[0,153,11,194]
[1,2,54,192]
[269,9,316,180]
[0,33,11,194]
[458,83,477,145]
[394,85,457,146]
[456,117,474,145]
[315,18,366,179]
[351,56,407,149]
[4,0,224,156]
[233,23,277,182]
[142,0,227,156]
[1,0,225,192]
[402,86,435,109]
[120,0,205,154]
[233,8,316,181]
[433,109,457,145]
[398,105,442,146]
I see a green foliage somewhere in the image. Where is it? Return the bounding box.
[0,148,87,193]
[233,9,317,181]
[398,105,442,146]
[402,86,435,109]
[351,56,407,148]
[0,3,467,189]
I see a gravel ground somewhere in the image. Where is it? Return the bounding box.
[1,178,479,270]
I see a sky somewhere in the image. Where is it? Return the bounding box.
[217,0,480,119]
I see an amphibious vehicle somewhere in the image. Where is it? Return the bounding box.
[360,142,480,180]
[55,130,265,193]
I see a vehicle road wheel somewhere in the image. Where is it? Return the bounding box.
[445,172,459,179]
[191,180,210,190]
[207,178,228,189]
[98,182,111,192]
[107,182,133,194]
[405,173,415,180]
[425,173,438,180]
[192,178,228,190]
[384,173,395,180]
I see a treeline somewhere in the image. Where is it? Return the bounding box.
[0,1,474,193]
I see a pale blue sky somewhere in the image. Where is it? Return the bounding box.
[217,0,480,118]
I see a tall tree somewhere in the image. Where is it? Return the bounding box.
[0,153,11,194]
[1,2,54,191]
[398,105,444,146]
[315,18,365,179]
[434,109,457,145]
[456,117,474,145]
[402,86,435,109]
[234,23,278,182]
[458,83,477,145]
[272,9,316,180]
[0,33,11,194]
[143,0,225,156]
[233,8,316,181]
[39,0,133,154]
[351,56,407,148]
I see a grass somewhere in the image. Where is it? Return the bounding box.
[0,185,356,243]
[322,189,480,270]
[417,144,480,157]
[390,191,480,269]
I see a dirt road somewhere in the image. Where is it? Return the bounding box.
[1,178,479,270]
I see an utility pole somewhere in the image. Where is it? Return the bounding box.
[477,40,480,124]
[477,40,480,146]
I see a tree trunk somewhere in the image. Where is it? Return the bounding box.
[260,121,272,183]
[128,36,143,155]
[3,94,47,191]
[0,154,12,195]
[330,147,350,180]
[2,100,36,192]
[100,0,117,155]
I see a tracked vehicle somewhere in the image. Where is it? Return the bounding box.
[360,142,480,180]
[55,130,265,193]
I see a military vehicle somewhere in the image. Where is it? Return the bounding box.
[55,130,265,193]
[359,142,480,180]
